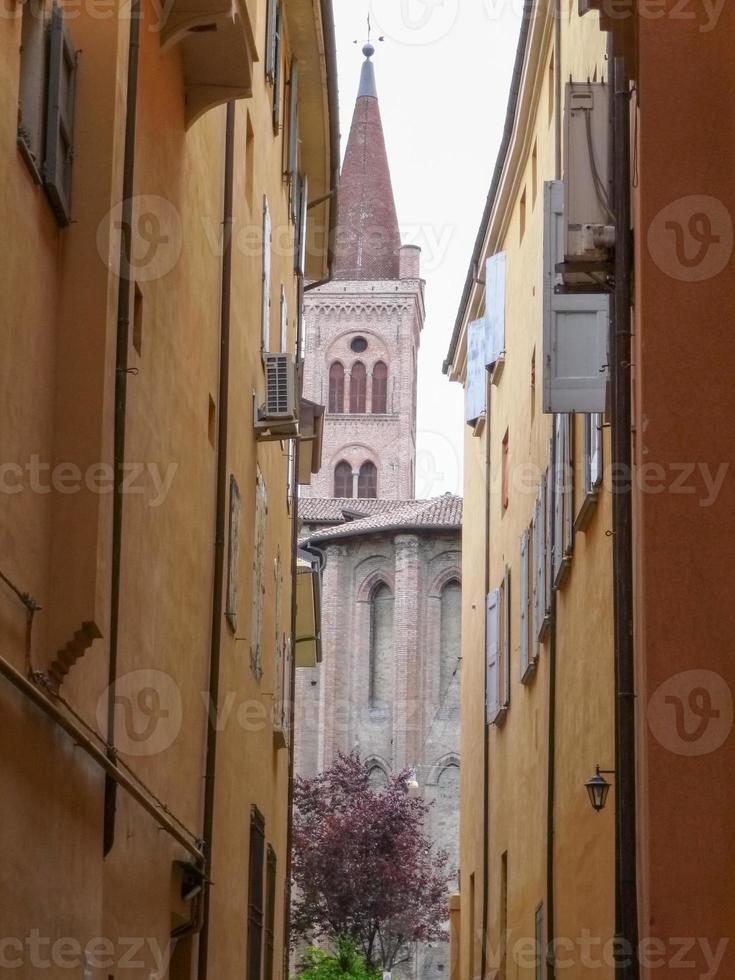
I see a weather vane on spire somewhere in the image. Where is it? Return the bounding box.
[354,11,384,57]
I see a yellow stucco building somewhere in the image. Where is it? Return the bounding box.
[445,4,617,978]
[0,0,336,976]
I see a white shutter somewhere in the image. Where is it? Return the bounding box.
[519,530,531,681]
[534,477,548,642]
[262,197,272,351]
[544,463,553,615]
[589,412,603,490]
[465,319,487,424]
[486,589,501,724]
[295,174,308,276]
[542,180,609,414]
[485,252,506,367]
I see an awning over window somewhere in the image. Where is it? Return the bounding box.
[295,551,322,668]
[297,399,325,485]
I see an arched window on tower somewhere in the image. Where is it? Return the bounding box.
[372,361,388,414]
[334,461,353,498]
[329,362,345,413]
[436,762,460,881]
[358,462,377,499]
[440,580,461,702]
[369,583,394,708]
[350,361,367,413]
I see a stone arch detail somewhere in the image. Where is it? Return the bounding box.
[425,752,461,788]
[356,568,395,604]
[427,565,462,599]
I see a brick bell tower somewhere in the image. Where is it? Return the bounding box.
[301,43,424,501]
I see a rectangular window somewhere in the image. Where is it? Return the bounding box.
[18,3,78,225]
[264,846,277,980]
[262,197,272,352]
[245,111,255,209]
[226,476,241,632]
[576,413,603,531]
[247,807,266,980]
[548,52,555,125]
[553,416,573,588]
[532,141,538,208]
[271,2,283,134]
[501,566,510,709]
[485,588,501,724]
[250,469,267,678]
[520,529,534,682]
[468,873,476,980]
[501,429,509,511]
[287,61,299,191]
[294,174,308,275]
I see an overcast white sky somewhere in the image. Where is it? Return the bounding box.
[331,0,521,498]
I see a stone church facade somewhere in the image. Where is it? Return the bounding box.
[295,44,462,980]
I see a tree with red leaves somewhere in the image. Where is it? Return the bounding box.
[291,753,453,970]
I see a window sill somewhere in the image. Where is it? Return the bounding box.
[574,489,600,534]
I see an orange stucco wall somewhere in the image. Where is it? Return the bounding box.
[0,0,332,975]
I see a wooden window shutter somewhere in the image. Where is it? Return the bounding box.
[544,463,553,615]
[287,61,299,181]
[519,530,531,681]
[589,412,603,490]
[553,416,567,588]
[44,6,78,226]
[486,589,501,725]
[271,3,283,134]
[247,807,266,980]
[264,846,277,980]
[534,477,549,642]
[262,197,272,351]
[265,0,277,81]
[485,251,507,367]
[250,470,268,679]
[226,476,241,632]
[295,174,308,276]
[563,414,574,558]
[502,567,510,709]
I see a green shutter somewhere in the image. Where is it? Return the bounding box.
[44,5,77,226]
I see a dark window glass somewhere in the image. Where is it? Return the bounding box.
[329,362,344,413]
[372,361,388,413]
[358,461,377,499]
[350,336,368,353]
[334,461,353,498]
[350,362,367,413]
[247,807,266,980]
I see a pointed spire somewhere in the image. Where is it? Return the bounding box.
[333,45,402,280]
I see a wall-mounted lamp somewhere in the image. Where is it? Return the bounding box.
[406,767,420,798]
[585,765,615,812]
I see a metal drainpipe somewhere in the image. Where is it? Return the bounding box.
[104,0,141,857]
[480,370,491,980]
[611,54,639,980]
[545,8,562,976]
[197,99,237,979]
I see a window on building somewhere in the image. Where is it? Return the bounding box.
[358,461,377,499]
[261,197,272,352]
[502,429,510,511]
[369,583,394,708]
[266,0,283,134]
[247,807,266,980]
[250,469,267,678]
[226,475,241,632]
[264,846,277,980]
[439,581,461,702]
[535,904,545,980]
[368,764,388,790]
[350,361,367,413]
[520,188,527,243]
[372,361,388,414]
[532,140,538,208]
[500,852,509,980]
[334,461,352,498]
[18,3,77,225]
[436,763,460,883]
[328,362,345,413]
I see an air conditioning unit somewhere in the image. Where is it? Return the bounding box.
[255,353,298,438]
[564,82,613,267]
